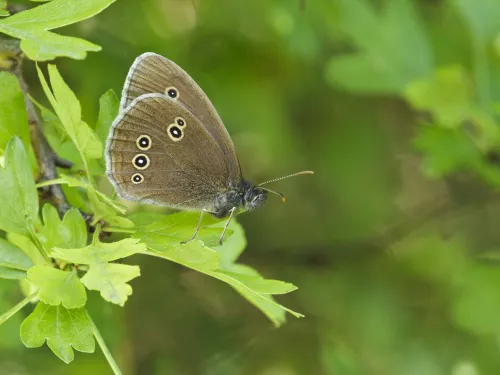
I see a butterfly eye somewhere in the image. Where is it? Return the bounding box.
[131,173,144,184]
[136,135,152,150]
[132,154,150,170]
[167,124,184,142]
[175,117,186,127]
[166,87,178,99]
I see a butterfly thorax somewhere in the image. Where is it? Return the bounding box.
[212,180,268,218]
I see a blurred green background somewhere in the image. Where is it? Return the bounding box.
[4,0,500,374]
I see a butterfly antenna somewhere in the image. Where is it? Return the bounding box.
[259,187,286,203]
[257,170,314,203]
[258,170,314,187]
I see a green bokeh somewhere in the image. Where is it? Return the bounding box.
[4,0,500,374]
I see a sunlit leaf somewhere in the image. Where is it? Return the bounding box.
[36,204,87,251]
[36,64,102,168]
[20,303,95,363]
[52,235,146,264]
[0,0,116,60]
[27,265,86,308]
[82,263,140,306]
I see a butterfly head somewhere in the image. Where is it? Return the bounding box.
[242,183,268,211]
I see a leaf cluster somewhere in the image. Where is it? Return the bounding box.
[0,1,302,368]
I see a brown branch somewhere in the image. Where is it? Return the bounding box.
[1,39,72,217]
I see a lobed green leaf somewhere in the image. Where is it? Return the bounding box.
[20,302,95,363]
[36,204,87,252]
[27,265,87,308]
[82,263,140,306]
[52,236,146,265]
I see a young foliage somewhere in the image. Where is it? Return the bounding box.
[52,231,145,306]
[37,204,88,250]
[36,64,102,175]
[20,303,95,363]
[0,0,116,60]
[27,265,87,309]
[0,137,38,236]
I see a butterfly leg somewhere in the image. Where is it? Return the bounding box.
[181,209,211,244]
[219,207,236,246]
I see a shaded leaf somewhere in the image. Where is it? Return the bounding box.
[28,265,86,308]
[82,263,140,306]
[20,303,95,363]
[0,72,29,151]
[0,238,33,271]
[0,137,38,235]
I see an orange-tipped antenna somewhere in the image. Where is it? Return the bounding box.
[258,170,314,187]
[260,187,286,203]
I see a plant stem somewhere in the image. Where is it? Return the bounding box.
[91,317,123,375]
[0,38,72,218]
[0,292,37,327]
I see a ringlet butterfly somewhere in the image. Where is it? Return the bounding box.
[105,53,312,245]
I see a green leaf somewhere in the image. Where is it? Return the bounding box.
[405,66,474,127]
[95,89,119,144]
[217,271,297,295]
[0,238,33,279]
[36,64,102,169]
[0,72,29,151]
[207,270,303,327]
[7,233,46,266]
[20,302,95,363]
[82,263,140,306]
[137,213,302,326]
[326,0,432,94]
[0,0,116,60]
[27,265,87,308]
[131,211,232,249]
[146,241,220,272]
[52,232,144,306]
[52,236,146,265]
[0,137,38,235]
[0,268,26,279]
[30,94,67,149]
[37,204,87,251]
[87,186,134,228]
[0,1,8,17]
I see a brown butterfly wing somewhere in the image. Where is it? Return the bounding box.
[106,94,230,211]
[120,52,241,184]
